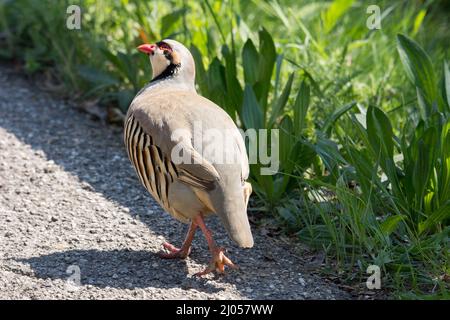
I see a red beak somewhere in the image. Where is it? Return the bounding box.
[137,43,156,54]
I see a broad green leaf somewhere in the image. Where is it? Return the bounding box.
[250,163,275,203]
[313,135,346,181]
[418,201,450,234]
[221,45,237,79]
[290,139,317,170]
[322,0,355,33]
[322,101,356,136]
[366,106,394,159]
[274,116,295,200]
[268,72,294,127]
[416,88,429,120]
[190,45,207,94]
[160,8,187,38]
[242,84,264,130]
[366,106,406,205]
[257,28,276,80]
[293,81,310,136]
[412,127,438,202]
[438,119,450,204]
[256,28,276,110]
[222,45,242,119]
[346,144,379,198]
[397,34,438,114]
[273,54,284,101]
[443,61,450,111]
[206,58,228,112]
[242,39,259,85]
[279,115,294,165]
[380,215,405,236]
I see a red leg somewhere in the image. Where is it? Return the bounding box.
[193,214,237,276]
[158,220,197,259]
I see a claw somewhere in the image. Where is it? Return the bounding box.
[194,247,238,276]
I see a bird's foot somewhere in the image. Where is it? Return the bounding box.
[158,242,191,259]
[194,247,237,276]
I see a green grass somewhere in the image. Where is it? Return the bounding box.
[0,0,448,298]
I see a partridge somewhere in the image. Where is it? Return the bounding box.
[124,39,253,275]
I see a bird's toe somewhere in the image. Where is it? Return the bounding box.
[194,247,238,276]
[158,242,191,259]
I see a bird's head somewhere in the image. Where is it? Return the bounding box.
[137,39,195,88]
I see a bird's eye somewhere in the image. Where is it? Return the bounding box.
[156,41,172,52]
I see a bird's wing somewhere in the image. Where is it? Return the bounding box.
[126,92,221,193]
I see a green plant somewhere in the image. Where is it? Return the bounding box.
[277,35,449,296]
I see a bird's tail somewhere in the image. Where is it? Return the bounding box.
[213,167,254,248]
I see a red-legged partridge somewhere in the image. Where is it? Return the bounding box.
[124,39,253,276]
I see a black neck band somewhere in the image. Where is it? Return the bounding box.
[151,63,181,83]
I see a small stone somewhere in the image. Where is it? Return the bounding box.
[298,278,306,286]
[43,167,55,173]
[80,182,94,192]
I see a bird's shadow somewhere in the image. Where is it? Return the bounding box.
[0,65,244,293]
[15,249,223,292]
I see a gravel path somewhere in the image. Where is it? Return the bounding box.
[0,64,349,300]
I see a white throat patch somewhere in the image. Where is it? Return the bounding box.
[150,48,171,79]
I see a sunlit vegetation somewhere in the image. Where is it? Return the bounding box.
[1,0,448,298]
